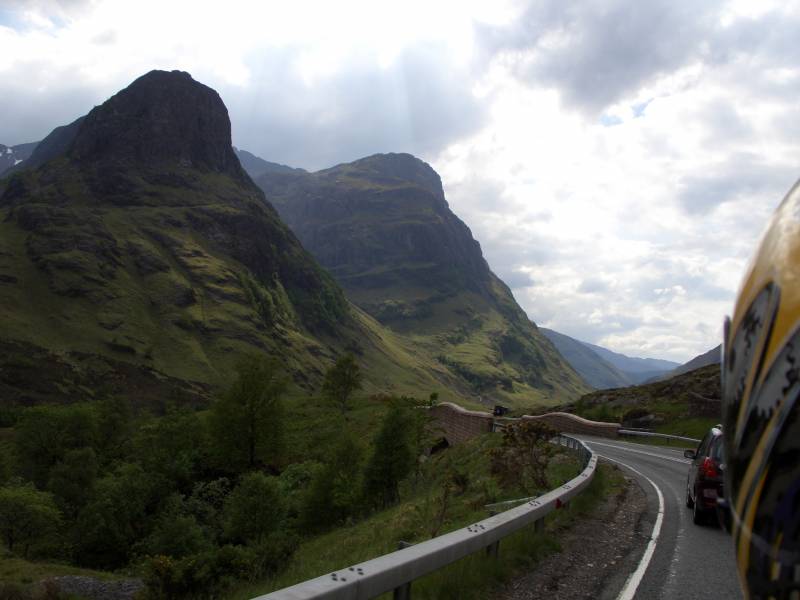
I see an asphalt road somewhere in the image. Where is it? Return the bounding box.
[578,436,744,600]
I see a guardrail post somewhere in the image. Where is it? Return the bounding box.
[393,542,413,599]
[534,517,544,533]
[394,582,411,600]
[486,541,500,558]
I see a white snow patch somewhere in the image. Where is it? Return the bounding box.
[13,159,22,165]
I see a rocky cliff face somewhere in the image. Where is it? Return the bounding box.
[257,153,495,326]
[251,152,589,406]
[70,70,246,180]
[0,71,356,398]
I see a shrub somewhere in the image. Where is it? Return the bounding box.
[363,405,414,507]
[223,473,285,545]
[0,483,62,558]
[490,421,557,495]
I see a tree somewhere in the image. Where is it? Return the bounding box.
[133,408,208,494]
[75,463,156,568]
[363,405,414,507]
[489,421,557,495]
[0,483,62,558]
[300,434,363,531]
[322,353,363,416]
[14,405,97,486]
[223,473,285,544]
[47,447,99,519]
[210,355,287,471]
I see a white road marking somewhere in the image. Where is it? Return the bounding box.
[598,454,666,600]
[586,440,691,465]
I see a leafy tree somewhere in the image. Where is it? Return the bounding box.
[322,353,363,415]
[363,405,414,507]
[300,435,363,531]
[223,472,285,544]
[15,405,97,486]
[74,463,156,568]
[133,408,208,494]
[47,447,99,519]
[0,483,62,558]
[94,396,133,464]
[185,478,232,543]
[210,355,286,471]
[138,495,210,559]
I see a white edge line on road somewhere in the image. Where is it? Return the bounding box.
[599,454,665,600]
[587,440,691,465]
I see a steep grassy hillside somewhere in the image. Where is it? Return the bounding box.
[253,153,588,408]
[564,364,721,439]
[540,328,631,389]
[0,71,465,407]
[653,345,721,382]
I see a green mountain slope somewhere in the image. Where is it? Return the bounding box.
[565,363,721,439]
[540,328,631,389]
[0,71,461,406]
[251,152,589,407]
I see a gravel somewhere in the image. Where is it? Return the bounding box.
[494,462,649,600]
[45,575,144,600]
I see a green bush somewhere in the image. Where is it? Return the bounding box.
[363,405,414,508]
[223,473,285,545]
[300,435,363,532]
[0,482,62,558]
[74,463,156,568]
[14,405,98,486]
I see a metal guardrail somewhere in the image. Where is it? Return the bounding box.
[253,435,597,600]
[618,429,701,444]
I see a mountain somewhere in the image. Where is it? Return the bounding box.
[565,363,721,439]
[0,70,458,407]
[540,328,631,389]
[246,151,589,407]
[233,147,305,179]
[579,342,678,384]
[654,345,721,381]
[0,141,38,175]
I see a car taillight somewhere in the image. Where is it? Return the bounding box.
[699,457,719,479]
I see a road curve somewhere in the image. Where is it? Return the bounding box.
[578,436,743,600]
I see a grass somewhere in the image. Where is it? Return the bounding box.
[403,462,623,600]
[232,435,594,599]
[0,554,125,587]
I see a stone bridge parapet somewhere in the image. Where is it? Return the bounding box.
[430,403,620,445]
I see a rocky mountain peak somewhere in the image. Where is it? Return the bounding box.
[322,153,445,200]
[68,70,246,180]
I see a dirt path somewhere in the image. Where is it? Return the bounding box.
[494,462,649,600]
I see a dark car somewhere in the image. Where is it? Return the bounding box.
[684,425,725,525]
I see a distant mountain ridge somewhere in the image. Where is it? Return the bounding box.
[242,150,589,407]
[579,341,678,384]
[540,328,631,389]
[653,345,721,382]
[0,141,38,175]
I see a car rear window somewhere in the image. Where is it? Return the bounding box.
[709,436,724,460]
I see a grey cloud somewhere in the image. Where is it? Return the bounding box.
[222,44,488,170]
[496,269,535,290]
[577,277,609,294]
[677,154,796,214]
[479,0,724,114]
[0,59,100,144]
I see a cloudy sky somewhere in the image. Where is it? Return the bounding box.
[2,0,798,362]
